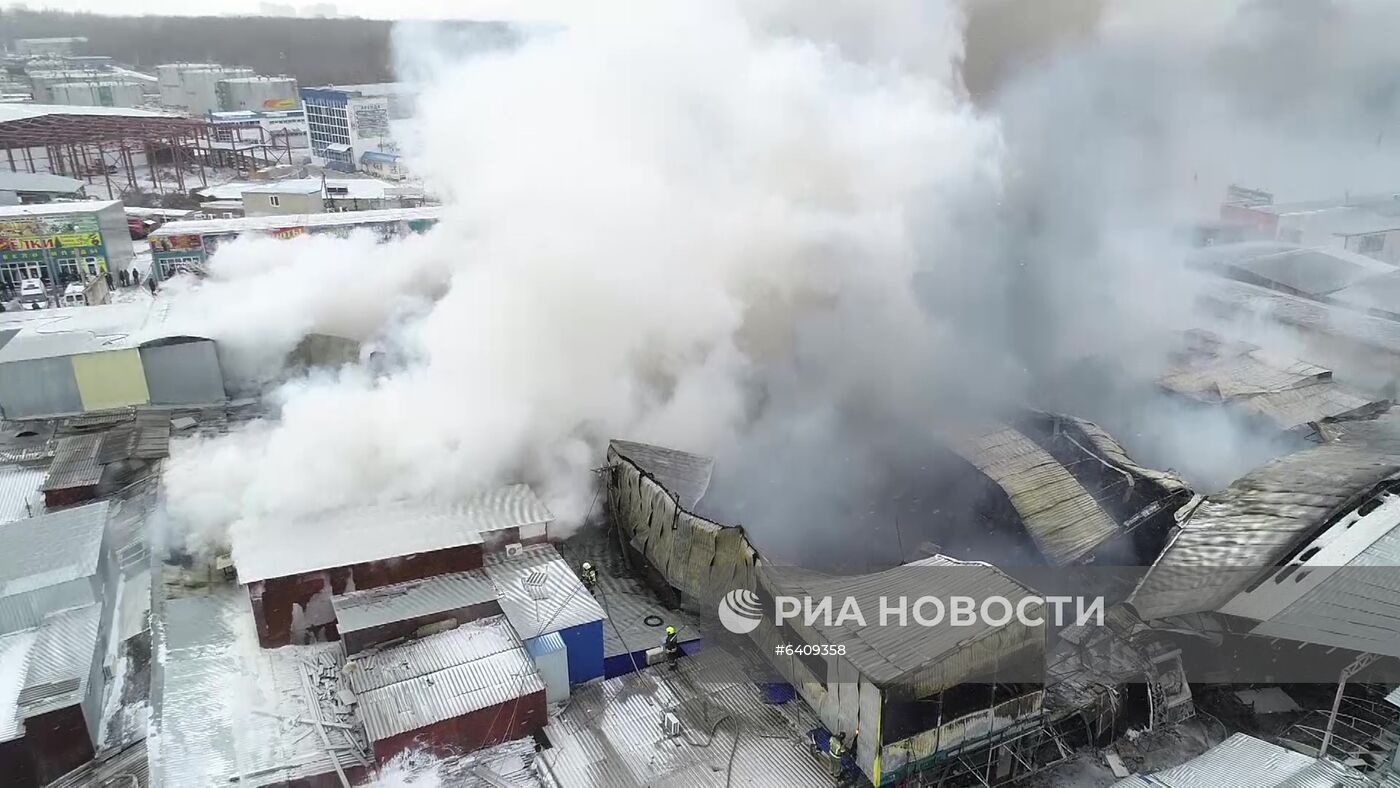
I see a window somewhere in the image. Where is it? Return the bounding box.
[269,195,281,207]
[1359,233,1386,254]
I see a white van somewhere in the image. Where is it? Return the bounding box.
[61,282,87,308]
[17,279,47,310]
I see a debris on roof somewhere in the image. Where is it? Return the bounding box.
[1161,332,1389,434]
[332,569,499,650]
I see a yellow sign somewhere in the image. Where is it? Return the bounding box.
[263,97,298,110]
[11,232,102,250]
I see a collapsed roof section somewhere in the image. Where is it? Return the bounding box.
[606,440,713,511]
[1131,443,1400,623]
[1161,330,1390,436]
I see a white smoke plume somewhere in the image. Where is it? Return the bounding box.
[163,0,1006,554]
[161,0,1400,560]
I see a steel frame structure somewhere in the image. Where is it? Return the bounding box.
[0,112,296,198]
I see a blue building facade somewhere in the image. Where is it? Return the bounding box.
[556,618,604,685]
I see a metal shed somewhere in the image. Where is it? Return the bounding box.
[138,337,225,405]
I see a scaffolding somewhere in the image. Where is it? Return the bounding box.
[0,110,296,199]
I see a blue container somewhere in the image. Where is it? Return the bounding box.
[763,682,796,704]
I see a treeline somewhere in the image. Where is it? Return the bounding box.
[3,8,399,85]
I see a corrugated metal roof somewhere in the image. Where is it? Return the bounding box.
[0,500,107,597]
[18,603,101,718]
[947,426,1121,565]
[1113,734,1315,787]
[1245,519,1400,656]
[357,648,543,743]
[345,615,522,694]
[157,591,368,787]
[1132,445,1400,620]
[540,645,832,787]
[608,440,714,510]
[347,616,542,743]
[1159,347,1384,431]
[0,466,44,525]
[1225,247,1394,297]
[484,543,606,639]
[332,569,497,638]
[0,628,36,742]
[148,205,441,238]
[766,555,1039,687]
[233,491,527,583]
[41,433,103,491]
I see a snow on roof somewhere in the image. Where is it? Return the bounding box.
[0,171,85,194]
[0,501,107,599]
[17,603,102,719]
[0,198,119,218]
[157,590,368,786]
[483,543,605,639]
[346,616,542,744]
[0,104,177,123]
[0,629,37,743]
[149,205,441,238]
[332,569,498,640]
[232,484,551,584]
[0,300,171,363]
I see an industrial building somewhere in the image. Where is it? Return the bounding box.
[1222,188,1400,265]
[214,76,299,112]
[0,200,132,287]
[604,429,1193,786]
[301,84,404,172]
[156,64,254,116]
[230,484,555,647]
[0,301,226,419]
[1132,442,1400,658]
[207,108,310,153]
[146,205,441,276]
[345,615,548,761]
[198,176,424,217]
[359,149,406,180]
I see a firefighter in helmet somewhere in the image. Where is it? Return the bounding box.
[580,561,598,594]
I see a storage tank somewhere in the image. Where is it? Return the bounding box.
[26,70,107,103]
[216,76,300,112]
[158,64,252,115]
[49,81,145,108]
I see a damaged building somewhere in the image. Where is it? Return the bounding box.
[606,421,1195,786]
[1132,442,1400,659]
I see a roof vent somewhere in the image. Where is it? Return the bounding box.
[525,568,550,599]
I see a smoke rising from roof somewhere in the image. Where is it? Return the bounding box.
[162,0,1400,564]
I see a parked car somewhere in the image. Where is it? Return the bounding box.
[18,279,47,310]
[127,216,156,240]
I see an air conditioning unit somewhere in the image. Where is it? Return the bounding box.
[661,712,682,737]
[505,542,524,557]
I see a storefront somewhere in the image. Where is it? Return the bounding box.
[0,201,132,293]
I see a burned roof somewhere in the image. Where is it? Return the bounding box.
[1131,444,1400,620]
[946,426,1122,565]
[607,439,714,510]
[763,555,1042,689]
[1159,338,1388,433]
[232,484,550,583]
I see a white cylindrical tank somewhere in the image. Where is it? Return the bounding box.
[49,81,145,108]
[216,76,299,112]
